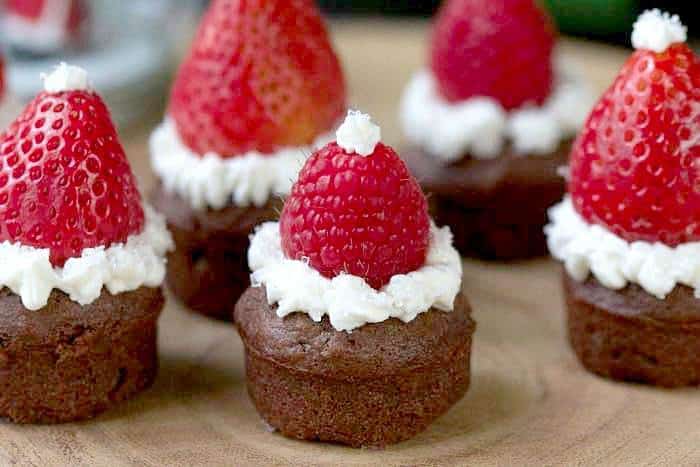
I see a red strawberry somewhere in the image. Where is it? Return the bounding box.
[0,67,144,266]
[570,42,700,246]
[280,139,430,290]
[169,0,346,157]
[430,0,556,110]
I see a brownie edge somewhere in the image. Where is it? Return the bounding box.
[234,286,475,447]
[0,286,164,424]
[564,272,700,387]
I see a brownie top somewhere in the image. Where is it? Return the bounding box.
[564,272,700,324]
[234,285,475,379]
[0,287,163,346]
[401,142,570,200]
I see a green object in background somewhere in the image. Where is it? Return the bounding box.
[544,0,639,37]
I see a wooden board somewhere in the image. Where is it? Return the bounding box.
[5,21,700,467]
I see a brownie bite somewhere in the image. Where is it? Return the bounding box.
[149,0,346,320]
[0,64,172,423]
[399,0,592,260]
[0,287,163,424]
[547,11,700,387]
[235,286,474,447]
[235,111,471,447]
[564,275,700,387]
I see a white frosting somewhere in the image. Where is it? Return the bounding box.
[0,205,174,310]
[632,9,687,53]
[546,197,700,300]
[150,119,333,210]
[42,63,90,93]
[399,60,594,162]
[335,110,381,156]
[248,222,462,332]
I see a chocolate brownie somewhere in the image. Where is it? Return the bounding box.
[402,143,570,260]
[151,184,279,320]
[0,286,164,424]
[234,286,475,448]
[564,273,700,387]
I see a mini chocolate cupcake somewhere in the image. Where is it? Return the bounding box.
[400,0,593,260]
[0,64,172,423]
[0,287,164,424]
[149,0,346,320]
[235,111,472,447]
[546,10,700,387]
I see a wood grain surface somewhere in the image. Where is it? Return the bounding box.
[4,21,699,467]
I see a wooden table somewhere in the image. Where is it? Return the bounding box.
[5,20,699,467]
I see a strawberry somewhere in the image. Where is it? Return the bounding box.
[570,20,700,246]
[280,113,430,289]
[0,65,144,266]
[169,0,346,157]
[430,0,556,110]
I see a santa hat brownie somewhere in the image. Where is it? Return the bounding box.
[2,0,88,55]
[400,0,594,261]
[0,63,172,424]
[547,10,700,387]
[150,0,346,321]
[235,111,472,447]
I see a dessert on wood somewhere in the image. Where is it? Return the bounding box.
[546,10,700,387]
[0,64,173,423]
[235,111,473,447]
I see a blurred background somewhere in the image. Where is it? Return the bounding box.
[1,0,698,131]
[318,0,697,43]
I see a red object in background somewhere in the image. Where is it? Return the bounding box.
[168,0,347,157]
[280,141,431,290]
[2,0,88,53]
[570,43,700,246]
[0,86,145,266]
[430,0,556,110]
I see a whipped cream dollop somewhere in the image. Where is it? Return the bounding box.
[400,59,594,162]
[336,110,381,156]
[42,62,90,93]
[632,9,687,53]
[248,222,463,332]
[0,205,174,310]
[546,197,700,299]
[150,119,333,210]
